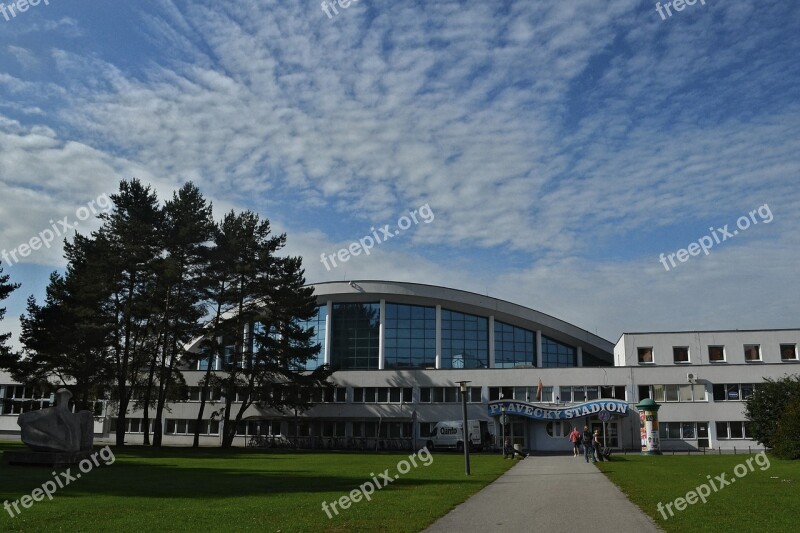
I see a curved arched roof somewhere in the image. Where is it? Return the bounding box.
[311,280,614,359]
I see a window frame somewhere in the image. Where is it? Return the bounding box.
[780,344,798,361]
[637,347,654,364]
[672,346,690,364]
[708,345,726,363]
[743,344,761,362]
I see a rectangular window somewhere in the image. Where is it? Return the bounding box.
[403,387,413,403]
[469,387,482,403]
[638,385,650,401]
[729,422,744,439]
[726,384,740,401]
[433,388,445,403]
[389,388,401,403]
[494,321,536,368]
[708,346,725,362]
[679,385,693,402]
[740,383,754,400]
[715,421,729,439]
[420,387,431,403]
[540,386,553,403]
[335,387,347,403]
[365,387,376,403]
[780,344,798,360]
[323,388,335,403]
[488,387,500,401]
[665,385,679,402]
[586,386,599,401]
[692,384,706,401]
[743,344,761,362]
[377,388,389,403]
[559,386,572,403]
[573,387,586,402]
[667,423,681,439]
[638,347,653,364]
[353,388,364,403]
[652,384,666,402]
[673,347,690,363]
[384,303,436,369]
[444,387,458,403]
[713,384,725,401]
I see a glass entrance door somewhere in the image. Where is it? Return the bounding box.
[698,422,709,448]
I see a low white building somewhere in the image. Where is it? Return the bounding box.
[1,280,797,452]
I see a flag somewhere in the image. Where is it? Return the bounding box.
[536,378,543,402]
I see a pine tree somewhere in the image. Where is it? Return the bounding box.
[96,179,164,447]
[0,262,20,365]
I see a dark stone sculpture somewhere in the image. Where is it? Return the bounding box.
[18,388,94,452]
[4,388,95,466]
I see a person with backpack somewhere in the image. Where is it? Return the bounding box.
[581,426,594,463]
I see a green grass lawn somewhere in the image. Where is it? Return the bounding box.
[596,453,799,532]
[0,442,512,532]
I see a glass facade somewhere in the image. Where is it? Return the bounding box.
[441,309,488,369]
[330,303,380,369]
[384,303,436,369]
[541,335,577,368]
[295,306,327,370]
[494,321,536,368]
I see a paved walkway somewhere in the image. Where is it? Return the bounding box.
[425,455,661,533]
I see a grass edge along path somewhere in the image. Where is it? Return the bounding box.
[595,453,798,533]
[0,443,513,533]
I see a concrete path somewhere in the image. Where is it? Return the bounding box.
[425,455,661,533]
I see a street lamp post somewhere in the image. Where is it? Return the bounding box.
[456,380,471,475]
[501,403,506,458]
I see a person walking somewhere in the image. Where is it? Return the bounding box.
[593,429,604,462]
[581,426,594,463]
[568,426,581,457]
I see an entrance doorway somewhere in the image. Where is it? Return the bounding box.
[698,423,709,448]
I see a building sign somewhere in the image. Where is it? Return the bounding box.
[487,399,629,420]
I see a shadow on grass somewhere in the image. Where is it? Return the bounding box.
[0,443,493,501]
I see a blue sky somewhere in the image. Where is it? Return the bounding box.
[1,0,799,347]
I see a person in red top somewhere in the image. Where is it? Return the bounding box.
[568,427,581,457]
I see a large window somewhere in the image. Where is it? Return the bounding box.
[295,306,327,370]
[558,385,624,403]
[420,386,481,403]
[384,303,436,369]
[330,303,380,369]
[440,309,488,369]
[582,351,612,367]
[659,422,698,440]
[0,386,52,415]
[645,384,706,403]
[494,321,535,368]
[353,387,412,404]
[541,335,577,368]
[637,347,654,364]
[716,421,752,440]
[165,419,220,436]
[489,385,551,402]
[712,383,756,402]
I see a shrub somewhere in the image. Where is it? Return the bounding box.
[772,400,800,460]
